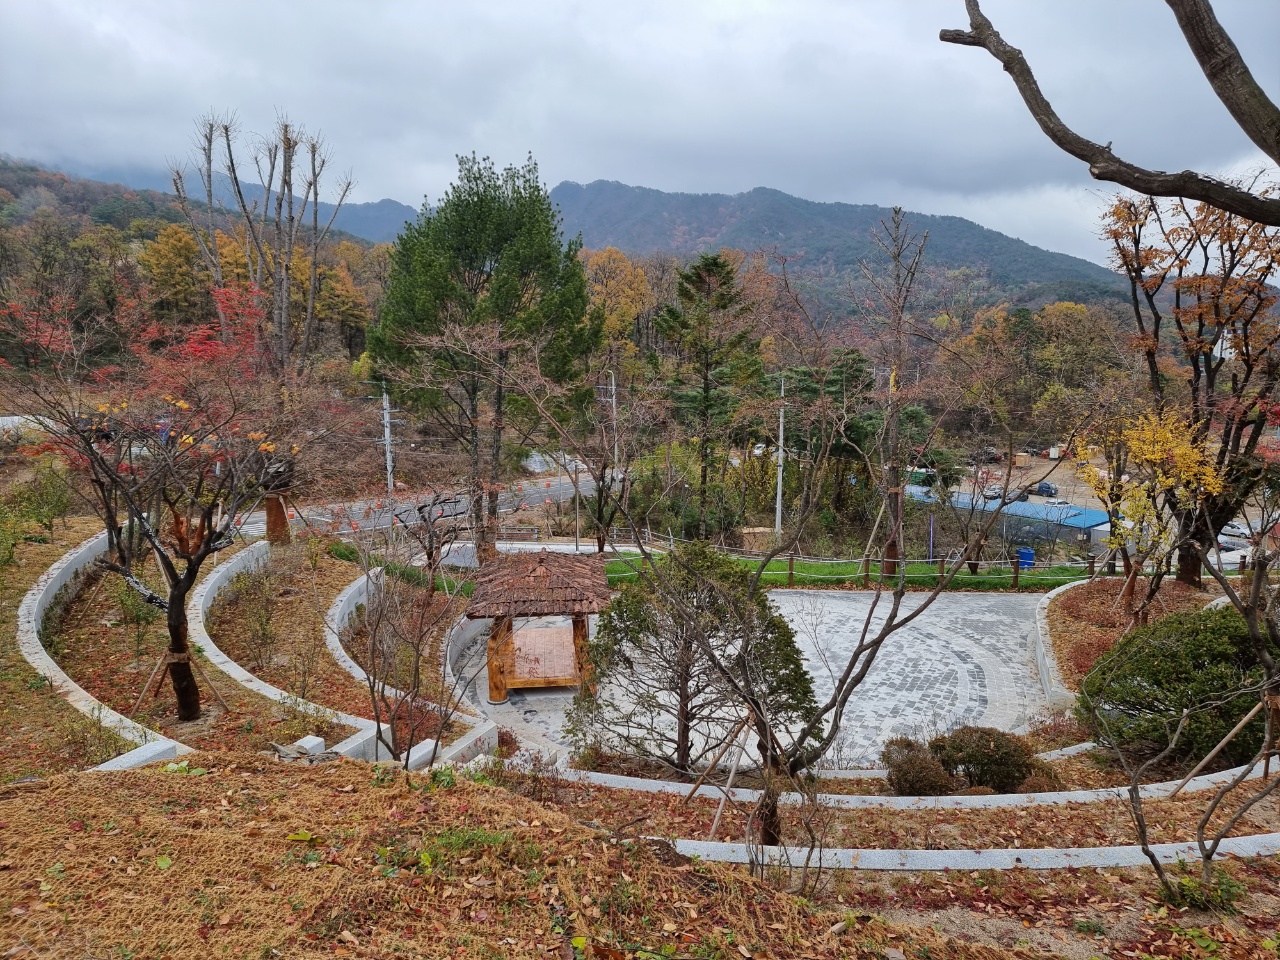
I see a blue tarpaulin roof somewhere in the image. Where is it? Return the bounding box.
[904,485,1109,529]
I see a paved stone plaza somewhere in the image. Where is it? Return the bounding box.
[769,590,1045,765]
[462,590,1047,764]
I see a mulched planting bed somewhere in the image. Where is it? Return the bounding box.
[0,752,1049,960]
[0,517,133,782]
[44,554,356,754]
[341,590,472,719]
[208,544,467,748]
[578,755,1157,796]
[1047,576,1222,688]
[488,762,1279,852]
[205,549,373,715]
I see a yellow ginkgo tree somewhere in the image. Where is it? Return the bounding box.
[1080,411,1224,626]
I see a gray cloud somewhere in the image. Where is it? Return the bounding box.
[2,0,1276,263]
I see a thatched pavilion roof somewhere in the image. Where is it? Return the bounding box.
[464,549,612,619]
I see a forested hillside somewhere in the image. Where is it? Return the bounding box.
[551,180,1128,307]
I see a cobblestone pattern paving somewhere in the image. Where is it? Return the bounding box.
[461,591,1047,762]
[770,591,1046,765]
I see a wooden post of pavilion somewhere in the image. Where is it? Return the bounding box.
[572,614,593,695]
[487,615,513,704]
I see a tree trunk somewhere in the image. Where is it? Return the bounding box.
[1176,543,1204,587]
[967,534,984,576]
[467,381,491,563]
[487,351,507,548]
[699,365,710,541]
[264,495,291,545]
[756,737,784,848]
[676,636,692,771]
[167,583,201,721]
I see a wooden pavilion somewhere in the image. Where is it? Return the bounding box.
[464,550,612,704]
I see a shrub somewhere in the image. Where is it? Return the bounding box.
[953,785,996,796]
[11,461,72,534]
[881,736,957,796]
[1017,758,1064,793]
[928,726,1033,793]
[1077,607,1273,767]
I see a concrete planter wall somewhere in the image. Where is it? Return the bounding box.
[15,532,188,770]
[317,570,497,766]
[1034,579,1084,707]
[668,830,1280,871]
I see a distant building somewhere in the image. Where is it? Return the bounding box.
[905,485,1110,550]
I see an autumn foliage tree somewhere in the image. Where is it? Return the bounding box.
[1104,193,1280,586]
[1080,411,1224,624]
[2,285,337,720]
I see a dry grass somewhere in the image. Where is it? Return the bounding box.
[0,753,1055,959]
[0,517,134,783]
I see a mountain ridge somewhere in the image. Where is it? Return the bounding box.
[548,179,1121,293]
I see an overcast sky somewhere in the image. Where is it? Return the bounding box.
[2,0,1277,264]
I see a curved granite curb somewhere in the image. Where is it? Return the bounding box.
[1035,579,1087,706]
[670,831,1280,871]
[559,757,1261,809]
[322,571,497,765]
[792,741,1098,782]
[324,571,378,686]
[190,541,382,762]
[15,531,189,770]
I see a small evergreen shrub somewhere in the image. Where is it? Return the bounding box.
[953,785,996,796]
[928,726,1033,794]
[881,736,957,796]
[1078,607,1273,766]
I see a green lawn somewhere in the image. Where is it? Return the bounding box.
[330,541,1088,595]
[604,553,1087,591]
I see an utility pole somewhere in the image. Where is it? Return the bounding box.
[775,376,785,537]
[608,369,619,467]
[380,386,395,495]
[573,460,580,552]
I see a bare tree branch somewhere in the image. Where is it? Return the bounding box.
[940,0,1280,225]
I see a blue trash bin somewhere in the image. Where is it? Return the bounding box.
[1015,546,1035,569]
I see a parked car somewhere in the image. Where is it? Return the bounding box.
[751,442,767,457]
[1035,480,1059,497]
[986,484,1028,502]
[1218,536,1249,553]
[969,446,1004,464]
[1220,520,1252,539]
[1043,498,1071,508]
